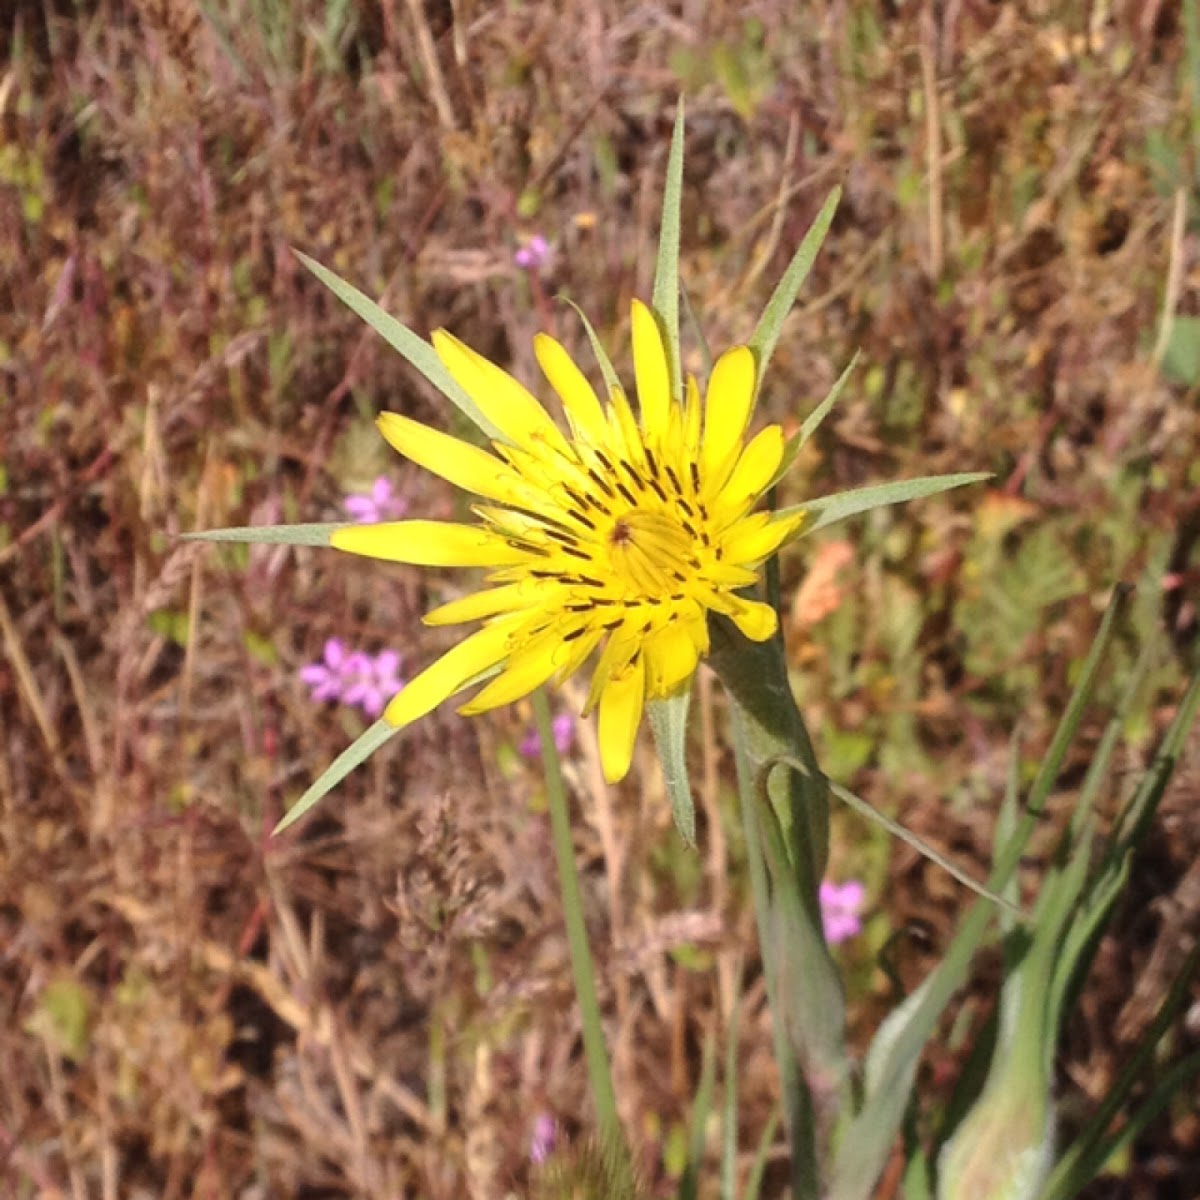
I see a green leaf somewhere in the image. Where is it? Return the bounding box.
[678,1025,717,1200]
[648,691,695,846]
[565,298,622,397]
[275,719,400,833]
[769,351,861,489]
[779,472,991,535]
[748,187,841,393]
[652,99,685,403]
[182,522,349,547]
[294,250,503,442]
[1161,314,1200,384]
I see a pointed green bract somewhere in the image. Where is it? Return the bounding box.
[770,351,861,490]
[275,719,400,833]
[780,472,991,536]
[565,298,622,397]
[748,187,841,393]
[647,692,695,846]
[294,250,504,442]
[182,522,350,546]
[651,99,685,403]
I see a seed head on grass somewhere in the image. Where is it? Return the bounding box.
[329,300,807,782]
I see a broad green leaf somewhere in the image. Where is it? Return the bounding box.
[294,250,503,442]
[652,99,685,402]
[648,691,695,846]
[275,719,400,833]
[565,298,622,397]
[748,187,840,393]
[182,522,349,547]
[779,472,991,535]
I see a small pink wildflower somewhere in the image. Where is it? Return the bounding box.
[519,712,575,759]
[343,476,408,524]
[301,640,404,718]
[514,234,551,272]
[529,1112,557,1165]
[819,879,866,945]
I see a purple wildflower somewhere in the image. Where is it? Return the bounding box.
[301,641,404,718]
[514,234,551,272]
[343,476,408,524]
[519,712,575,758]
[819,879,866,945]
[529,1112,557,1165]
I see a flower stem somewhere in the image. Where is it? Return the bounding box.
[533,687,625,1156]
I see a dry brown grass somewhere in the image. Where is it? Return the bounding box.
[2,1,1198,1196]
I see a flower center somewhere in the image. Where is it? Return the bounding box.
[604,508,700,597]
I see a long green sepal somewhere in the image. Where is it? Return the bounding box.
[294,250,504,442]
[183,522,350,547]
[647,691,695,846]
[565,298,622,397]
[651,98,685,402]
[275,719,400,833]
[770,352,861,490]
[781,473,991,535]
[748,187,841,392]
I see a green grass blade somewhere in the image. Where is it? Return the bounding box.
[778,473,991,534]
[647,691,695,846]
[1041,942,1200,1200]
[183,522,348,546]
[748,187,840,393]
[294,250,503,441]
[679,1025,717,1200]
[652,99,685,402]
[275,719,400,833]
[742,1107,781,1200]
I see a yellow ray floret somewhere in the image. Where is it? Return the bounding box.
[335,301,808,783]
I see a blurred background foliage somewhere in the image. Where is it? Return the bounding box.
[1,0,1197,1196]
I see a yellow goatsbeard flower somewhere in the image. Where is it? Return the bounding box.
[330,300,805,783]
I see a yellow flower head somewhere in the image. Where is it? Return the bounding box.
[330,299,804,782]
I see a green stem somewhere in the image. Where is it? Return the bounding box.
[533,688,625,1155]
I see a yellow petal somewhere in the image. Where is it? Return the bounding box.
[423,581,537,626]
[535,333,607,445]
[458,626,568,714]
[700,346,756,487]
[383,617,520,728]
[331,520,525,566]
[431,329,565,453]
[631,299,670,440]
[725,595,778,642]
[597,652,646,782]
[719,510,806,565]
[645,621,701,697]
[376,412,520,504]
[707,425,785,522]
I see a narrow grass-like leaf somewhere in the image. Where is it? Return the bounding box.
[648,692,695,846]
[779,473,991,535]
[681,286,714,379]
[830,588,1131,1200]
[183,522,349,547]
[1041,943,1200,1200]
[652,99,685,402]
[769,352,860,491]
[295,250,503,442]
[275,719,400,833]
[743,1108,781,1200]
[748,187,840,393]
[565,298,622,396]
[824,776,1023,919]
[679,1025,717,1200]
